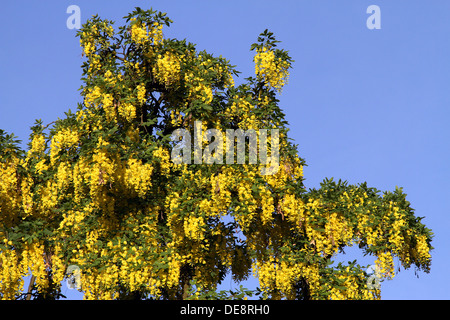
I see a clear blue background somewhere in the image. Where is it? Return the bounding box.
[1,0,448,299]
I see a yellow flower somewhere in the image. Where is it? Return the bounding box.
[254,47,290,91]
[153,146,171,174]
[130,19,148,45]
[118,102,136,121]
[49,128,80,165]
[153,53,181,87]
[29,135,46,154]
[125,158,153,197]
[416,235,431,264]
[35,159,48,175]
[136,83,146,104]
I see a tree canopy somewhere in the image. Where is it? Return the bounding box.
[0,7,432,300]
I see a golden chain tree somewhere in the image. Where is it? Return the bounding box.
[0,8,432,300]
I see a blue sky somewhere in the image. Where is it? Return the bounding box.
[1,0,449,299]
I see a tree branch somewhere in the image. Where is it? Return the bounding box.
[26,275,36,300]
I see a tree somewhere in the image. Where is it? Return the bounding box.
[0,7,432,300]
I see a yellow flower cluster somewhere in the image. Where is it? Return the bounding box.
[104,70,117,86]
[0,244,25,299]
[387,205,406,248]
[79,24,114,57]
[169,110,183,126]
[29,134,46,154]
[84,54,103,77]
[224,95,258,130]
[352,198,431,273]
[153,146,172,174]
[302,198,354,257]
[199,56,235,89]
[254,47,290,91]
[84,86,102,107]
[415,234,431,264]
[136,83,146,104]
[76,229,161,299]
[375,251,395,280]
[101,93,115,120]
[35,160,48,175]
[259,186,274,225]
[50,244,67,286]
[166,251,182,288]
[37,180,58,217]
[0,239,68,300]
[81,40,95,56]
[235,177,258,231]
[130,18,163,46]
[153,53,181,87]
[209,172,232,216]
[0,160,20,225]
[83,83,140,122]
[79,25,97,56]
[184,72,213,105]
[55,201,168,299]
[49,128,80,165]
[327,269,375,300]
[151,22,164,45]
[165,166,255,290]
[118,102,136,122]
[130,19,148,45]
[124,158,153,198]
[217,66,235,88]
[253,259,321,300]
[184,215,205,240]
[281,193,305,228]
[22,243,49,291]
[227,95,252,115]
